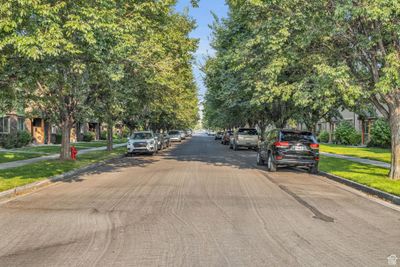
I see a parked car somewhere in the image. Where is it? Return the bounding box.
[207,130,216,136]
[168,130,182,142]
[229,128,258,150]
[155,133,164,150]
[215,131,224,140]
[186,129,193,136]
[221,130,233,145]
[257,129,319,173]
[163,133,171,148]
[127,131,158,155]
[179,130,186,140]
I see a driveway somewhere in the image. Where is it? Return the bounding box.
[0,135,399,266]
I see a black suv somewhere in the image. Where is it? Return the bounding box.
[257,129,319,173]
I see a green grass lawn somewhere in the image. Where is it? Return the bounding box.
[320,144,391,163]
[15,145,61,154]
[319,155,400,196]
[13,139,126,154]
[0,152,43,164]
[0,147,125,192]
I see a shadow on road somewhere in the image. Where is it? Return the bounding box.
[59,135,305,184]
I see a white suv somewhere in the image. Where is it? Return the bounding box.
[127,131,158,155]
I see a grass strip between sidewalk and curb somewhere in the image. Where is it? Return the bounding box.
[0,147,126,193]
[0,152,43,164]
[319,155,400,197]
[12,139,127,154]
[320,144,391,163]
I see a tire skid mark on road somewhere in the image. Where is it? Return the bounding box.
[201,166,282,266]
[254,170,388,266]
[237,173,302,266]
[260,171,335,223]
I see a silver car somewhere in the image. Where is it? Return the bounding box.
[230,128,259,150]
[127,131,158,155]
[168,130,182,142]
[179,130,186,140]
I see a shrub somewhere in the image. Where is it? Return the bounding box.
[83,131,96,142]
[0,135,17,149]
[54,133,62,144]
[368,119,391,148]
[100,131,107,140]
[122,127,130,138]
[16,131,32,147]
[0,131,32,149]
[318,131,329,143]
[349,132,362,146]
[335,121,361,145]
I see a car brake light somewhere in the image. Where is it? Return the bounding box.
[310,143,319,149]
[274,141,289,148]
[315,157,320,161]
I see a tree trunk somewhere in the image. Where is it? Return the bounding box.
[107,123,113,151]
[60,120,72,160]
[389,107,400,180]
[328,122,333,144]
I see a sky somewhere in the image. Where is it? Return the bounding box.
[175,0,228,103]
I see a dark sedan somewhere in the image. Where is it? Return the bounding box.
[257,129,319,173]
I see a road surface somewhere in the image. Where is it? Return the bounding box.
[0,135,399,266]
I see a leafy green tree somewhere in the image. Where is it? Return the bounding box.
[0,0,121,159]
[324,1,400,179]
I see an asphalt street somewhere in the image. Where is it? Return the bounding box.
[0,134,399,266]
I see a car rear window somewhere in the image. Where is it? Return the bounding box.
[238,129,258,135]
[280,131,317,143]
[169,131,179,135]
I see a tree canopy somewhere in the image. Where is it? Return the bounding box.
[0,0,199,158]
[204,0,400,179]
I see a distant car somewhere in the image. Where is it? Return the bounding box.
[163,133,171,148]
[155,133,165,150]
[215,131,223,140]
[185,129,193,137]
[208,130,216,136]
[168,130,182,142]
[257,129,319,173]
[221,130,233,145]
[230,128,258,150]
[127,131,158,155]
[179,130,186,140]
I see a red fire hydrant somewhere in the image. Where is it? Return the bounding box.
[71,146,78,160]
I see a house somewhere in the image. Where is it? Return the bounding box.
[315,108,383,145]
[0,112,103,145]
[0,112,52,144]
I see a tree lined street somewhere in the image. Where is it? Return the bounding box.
[0,135,399,266]
[1,1,400,266]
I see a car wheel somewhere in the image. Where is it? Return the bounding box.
[256,151,265,165]
[267,153,277,172]
[308,163,319,174]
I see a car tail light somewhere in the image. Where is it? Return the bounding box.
[274,141,289,148]
[276,155,283,160]
[315,157,320,161]
[310,143,319,149]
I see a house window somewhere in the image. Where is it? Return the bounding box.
[0,117,10,134]
[17,117,25,131]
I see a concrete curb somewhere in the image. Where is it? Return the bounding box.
[0,154,125,202]
[320,171,400,206]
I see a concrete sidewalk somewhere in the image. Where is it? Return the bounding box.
[321,152,390,169]
[0,143,126,170]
